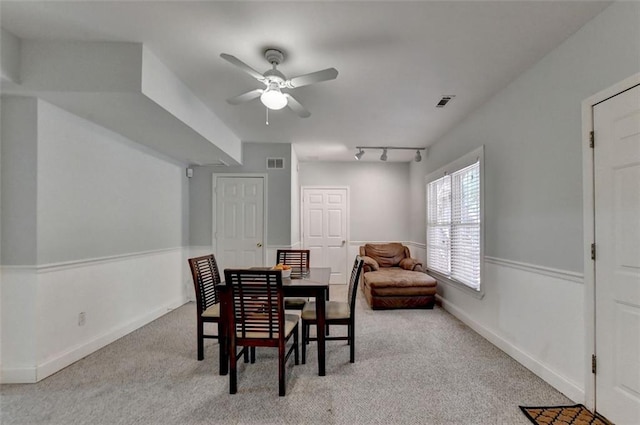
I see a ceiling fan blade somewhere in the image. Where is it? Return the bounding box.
[285,93,311,118]
[220,53,265,81]
[227,89,263,105]
[288,68,338,88]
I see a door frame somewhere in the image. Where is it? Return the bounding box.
[212,173,268,267]
[300,185,350,283]
[581,72,640,410]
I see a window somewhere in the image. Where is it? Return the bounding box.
[426,147,483,291]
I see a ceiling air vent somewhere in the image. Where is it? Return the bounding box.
[436,95,455,108]
[266,157,285,169]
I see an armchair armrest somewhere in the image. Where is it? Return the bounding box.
[361,255,379,272]
[399,257,423,272]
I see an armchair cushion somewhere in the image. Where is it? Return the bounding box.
[361,243,407,267]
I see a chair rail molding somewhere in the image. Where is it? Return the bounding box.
[484,256,583,284]
[1,247,189,383]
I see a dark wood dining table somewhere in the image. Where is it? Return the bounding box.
[217,267,331,376]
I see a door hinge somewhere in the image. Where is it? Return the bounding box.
[592,354,597,374]
[590,131,595,148]
[591,243,596,261]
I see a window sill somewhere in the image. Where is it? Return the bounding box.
[426,270,485,300]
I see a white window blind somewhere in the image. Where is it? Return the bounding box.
[426,157,481,290]
[426,175,451,275]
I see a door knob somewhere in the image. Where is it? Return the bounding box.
[341,240,346,246]
[257,243,263,247]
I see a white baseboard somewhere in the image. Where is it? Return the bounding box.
[38,297,187,382]
[438,295,584,403]
[2,297,187,384]
[1,367,38,384]
[1,248,189,384]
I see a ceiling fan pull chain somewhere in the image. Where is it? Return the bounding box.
[266,106,269,125]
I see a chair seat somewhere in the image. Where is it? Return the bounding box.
[201,303,220,318]
[301,256,364,367]
[301,301,350,321]
[238,313,300,338]
[284,297,308,309]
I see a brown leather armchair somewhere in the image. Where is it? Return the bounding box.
[359,243,436,310]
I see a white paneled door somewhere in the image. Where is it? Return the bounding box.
[214,176,265,272]
[302,187,348,284]
[594,84,640,424]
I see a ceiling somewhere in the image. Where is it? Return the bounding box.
[1,1,610,163]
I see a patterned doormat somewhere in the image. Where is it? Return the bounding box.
[519,404,613,425]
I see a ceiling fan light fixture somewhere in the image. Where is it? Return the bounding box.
[355,149,365,160]
[260,83,288,110]
[380,149,388,161]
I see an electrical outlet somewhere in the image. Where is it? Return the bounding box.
[78,312,86,326]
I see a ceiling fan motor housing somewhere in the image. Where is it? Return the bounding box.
[263,69,286,86]
[263,49,287,87]
[264,48,285,66]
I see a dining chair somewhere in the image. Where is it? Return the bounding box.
[276,249,311,277]
[224,268,300,396]
[277,249,311,310]
[188,254,223,364]
[301,256,365,365]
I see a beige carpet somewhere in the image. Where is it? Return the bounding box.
[2,286,573,424]
[519,404,613,425]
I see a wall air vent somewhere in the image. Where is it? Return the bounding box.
[436,95,455,108]
[266,157,285,169]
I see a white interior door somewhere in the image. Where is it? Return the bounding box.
[593,84,640,424]
[214,176,265,271]
[302,187,348,284]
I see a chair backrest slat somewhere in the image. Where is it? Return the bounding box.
[276,249,310,278]
[224,269,284,340]
[348,256,365,311]
[188,254,222,314]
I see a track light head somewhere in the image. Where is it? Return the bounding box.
[380,149,388,161]
[355,149,364,160]
[415,150,422,162]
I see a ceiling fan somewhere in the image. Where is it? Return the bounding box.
[220,49,338,118]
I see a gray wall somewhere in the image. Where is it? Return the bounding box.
[299,161,411,242]
[189,142,292,247]
[410,1,640,273]
[1,96,189,265]
[1,97,38,265]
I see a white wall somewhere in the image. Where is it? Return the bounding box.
[290,147,301,247]
[408,1,640,402]
[1,97,190,382]
[299,161,411,243]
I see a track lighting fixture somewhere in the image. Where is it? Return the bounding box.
[354,146,427,162]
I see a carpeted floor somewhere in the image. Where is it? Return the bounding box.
[1,286,574,424]
[519,404,613,425]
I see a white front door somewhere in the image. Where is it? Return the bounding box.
[594,84,640,424]
[214,176,265,271]
[302,187,348,284]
